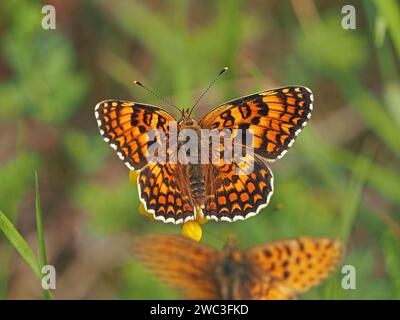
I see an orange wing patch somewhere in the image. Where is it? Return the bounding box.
[202,156,273,221]
[95,100,175,171]
[199,86,313,160]
[244,237,343,295]
[257,281,298,300]
[138,162,195,223]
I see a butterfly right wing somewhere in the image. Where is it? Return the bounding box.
[242,273,298,300]
[244,237,343,295]
[199,86,313,161]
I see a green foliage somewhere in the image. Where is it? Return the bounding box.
[383,230,400,299]
[64,130,108,174]
[74,180,139,235]
[119,261,179,300]
[0,153,41,219]
[0,209,53,299]
[97,0,240,105]
[374,0,400,59]
[296,14,367,74]
[0,0,88,124]
[341,248,392,299]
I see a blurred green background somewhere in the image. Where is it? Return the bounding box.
[0,0,400,299]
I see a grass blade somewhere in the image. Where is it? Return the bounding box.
[35,171,53,300]
[374,0,400,59]
[35,171,47,268]
[0,210,41,278]
[338,154,371,242]
[0,209,54,299]
[382,230,400,299]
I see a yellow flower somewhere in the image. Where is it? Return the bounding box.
[195,212,208,225]
[129,170,139,188]
[138,202,154,221]
[181,220,202,242]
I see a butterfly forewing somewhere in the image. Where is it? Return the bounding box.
[132,234,219,299]
[244,237,343,293]
[95,100,175,170]
[199,86,313,160]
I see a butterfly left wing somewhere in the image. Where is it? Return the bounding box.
[95,100,175,171]
[96,100,196,223]
[138,162,195,223]
[132,234,219,299]
[199,86,313,161]
[243,237,343,295]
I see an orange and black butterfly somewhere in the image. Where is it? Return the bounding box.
[132,234,343,300]
[95,73,313,223]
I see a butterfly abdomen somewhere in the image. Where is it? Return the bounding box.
[189,164,206,206]
[179,119,207,207]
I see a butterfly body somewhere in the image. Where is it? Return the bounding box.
[95,86,313,223]
[178,111,207,208]
[215,237,250,299]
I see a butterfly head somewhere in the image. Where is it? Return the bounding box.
[222,236,241,263]
[178,108,198,127]
[182,108,190,118]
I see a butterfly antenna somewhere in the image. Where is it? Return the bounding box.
[189,67,229,116]
[133,81,182,114]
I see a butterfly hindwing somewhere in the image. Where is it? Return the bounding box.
[199,86,313,161]
[202,156,273,221]
[238,270,298,299]
[95,100,175,171]
[138,162,195,223]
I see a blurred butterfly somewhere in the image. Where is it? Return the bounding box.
[95,68,313,223]
[132,234,343,300]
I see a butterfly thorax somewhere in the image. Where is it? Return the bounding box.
[178,114,206,207]
[215,239,249,299]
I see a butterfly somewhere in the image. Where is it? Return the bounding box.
[95,83,313,224]
[132,234,343,300]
